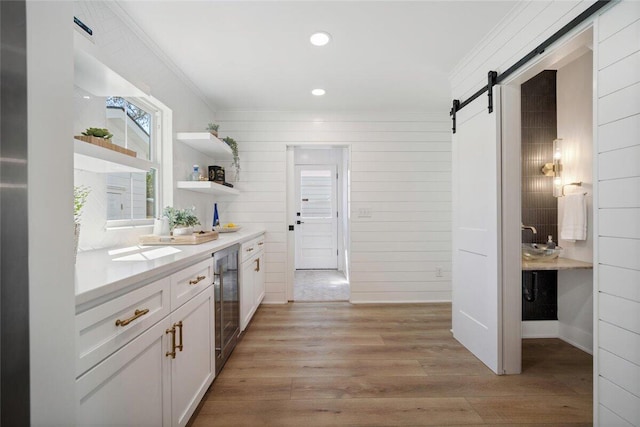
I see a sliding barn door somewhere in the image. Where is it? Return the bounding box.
[452,87,503,374]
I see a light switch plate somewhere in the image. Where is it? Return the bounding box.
[357,208,372,218]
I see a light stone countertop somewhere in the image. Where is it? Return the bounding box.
[522,257,593,271]
[75,227,265,308]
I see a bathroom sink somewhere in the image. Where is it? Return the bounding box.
[522,243,562,261]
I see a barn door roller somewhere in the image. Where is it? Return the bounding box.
[448,0,611,132]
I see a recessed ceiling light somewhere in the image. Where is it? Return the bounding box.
[311,88,326,96]
[310,32,331,47]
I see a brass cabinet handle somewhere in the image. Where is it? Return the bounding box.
[115,308,149,327]
[255,258,260,272]
[189,275,206,285]
[246,247,254,252]
[175,321,183,352]
[166,326,176,359]
[257,242,264,246]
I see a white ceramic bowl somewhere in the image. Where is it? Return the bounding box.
[215,225,241,233]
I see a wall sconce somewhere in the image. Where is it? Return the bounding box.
[541,138,563,197]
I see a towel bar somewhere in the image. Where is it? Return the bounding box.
[561,182,586,197]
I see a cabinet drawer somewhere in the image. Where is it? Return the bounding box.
[76,277,171,377]
[255,235,265,254]
[240,239,257,262]
[171,258,212,311]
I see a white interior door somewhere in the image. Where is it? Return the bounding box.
[452,87,503,374]
[295,164,338,269]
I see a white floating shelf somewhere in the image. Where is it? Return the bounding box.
[176,132,233,159]
[74,139,153,173]
[176,181,240,196]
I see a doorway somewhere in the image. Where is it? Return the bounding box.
[286,146,350,302]
[500,26,595,373]
[452,24,596,376]
[295,164,338,269]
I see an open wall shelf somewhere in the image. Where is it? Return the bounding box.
[176,132,233,160]
[74,139,153,173]
[176,181,240,196]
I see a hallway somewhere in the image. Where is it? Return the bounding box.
[293,270,349,302]
[190,303,592,426]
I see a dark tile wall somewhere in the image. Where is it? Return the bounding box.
[521,70,558,244]
[521,70,558,321]
[522,271,558,321]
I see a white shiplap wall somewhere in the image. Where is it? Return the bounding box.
[215,111,452,304]
[451,1,595,99]
[450,1,639,425]
[596,3,640,426]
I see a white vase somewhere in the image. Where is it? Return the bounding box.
[172,226,194,236]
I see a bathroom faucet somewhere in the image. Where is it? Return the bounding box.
[521,224,537,234]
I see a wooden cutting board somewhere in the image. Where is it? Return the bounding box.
[139,231,219,245]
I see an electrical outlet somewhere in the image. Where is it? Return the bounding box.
[435,266,443,277]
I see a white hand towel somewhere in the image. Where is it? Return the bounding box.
[561,193,587,241]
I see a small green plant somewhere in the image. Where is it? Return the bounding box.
[82,127,113,139]
[74,185,91,224]
[222,136,240,177]
[163,206,200,230]
[206,122,219,133]
[146,171,155,200]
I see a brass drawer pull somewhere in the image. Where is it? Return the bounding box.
[115,308,149,327]
[257,242,264,246]
[255,258,260,272]
[189,275,206,285]
[246,247,254,252]
[175,321,183,352]
[166,326,176,359]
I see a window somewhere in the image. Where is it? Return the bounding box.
[105,97,160,225]
[300,169,333,219]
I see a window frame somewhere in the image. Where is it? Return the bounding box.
[105,96,167,229]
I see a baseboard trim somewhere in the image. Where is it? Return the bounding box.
[522,320,559,338]
[558,323,593,354]
[350,299,452,304]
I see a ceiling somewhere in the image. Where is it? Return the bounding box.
[118,1,519,113]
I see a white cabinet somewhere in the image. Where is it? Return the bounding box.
[240,258,256,331]
[77,316,172,427]
[76,277,171,377]
[170,287,215,427]
[170,258,213,311]
[255,250,265,307]
[76,259,216,427]
[239,235,265,331]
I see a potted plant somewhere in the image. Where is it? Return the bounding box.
[146,172,155,218]
[75,127,137,157]
[74,185,91,262]
[206,122,219,137]
[82,127,113,140]
[222,136,240,181]
[163,206,200,236]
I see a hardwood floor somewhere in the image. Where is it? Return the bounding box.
[190,303,592,426]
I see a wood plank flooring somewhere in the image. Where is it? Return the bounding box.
[189,303,592,426]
